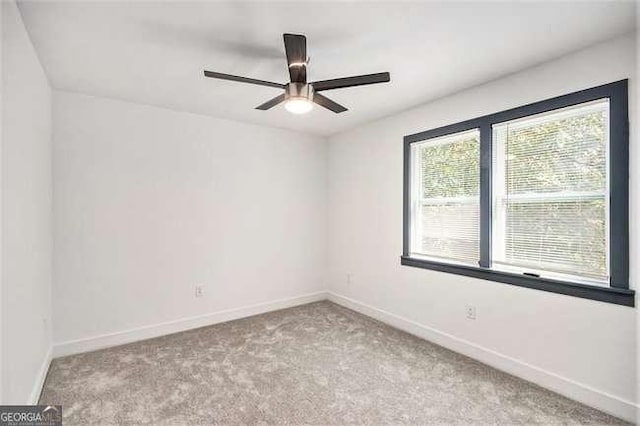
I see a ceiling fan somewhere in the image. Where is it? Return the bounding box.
[203,33,391,114]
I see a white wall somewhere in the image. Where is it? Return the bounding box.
[327,34,637,420]
[52,92,326,347]
[1,0,52,404]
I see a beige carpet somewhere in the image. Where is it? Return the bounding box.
[40,301,627,425]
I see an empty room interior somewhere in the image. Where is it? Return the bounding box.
[1,0,639,424]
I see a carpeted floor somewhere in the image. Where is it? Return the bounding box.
[40,301,627,425]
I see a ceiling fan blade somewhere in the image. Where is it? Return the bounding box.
[313,93,347,113]
[204,70,284,89]
[283,33,307,83]
[255,94,286,110]
[311,72,390,92]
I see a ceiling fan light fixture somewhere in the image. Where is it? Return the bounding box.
[285,97,313,114]
[203,33,391,115]
[283,83,314,114]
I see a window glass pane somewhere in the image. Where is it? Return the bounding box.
[421,133,480,198]
[420,202,479,264]
[411,130,480,265]
[492,100,609,284]
[504,200,606,280]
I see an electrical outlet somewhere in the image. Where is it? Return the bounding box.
[465,305,476,320]
[195,285,204,298]
[346,273,354,284]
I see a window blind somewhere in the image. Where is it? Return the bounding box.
[492,100,609,284]
[411,130,480,265]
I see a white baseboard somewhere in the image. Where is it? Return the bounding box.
[53,291,327,358]
[29,346,52,404]
[327,291,638,423]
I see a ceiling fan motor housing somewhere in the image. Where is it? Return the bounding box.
[285,83,314,102]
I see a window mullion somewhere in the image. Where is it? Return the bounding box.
[479,123,492,268]
[411,145,423,254]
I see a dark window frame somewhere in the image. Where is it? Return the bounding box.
[402,80,634,307]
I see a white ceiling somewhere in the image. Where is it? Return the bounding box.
[18,1,635,137]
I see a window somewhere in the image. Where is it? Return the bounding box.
[402,80,633,306]
[492,100,609,285]
[410,130,480,265]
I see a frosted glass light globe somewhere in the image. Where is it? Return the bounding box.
[285,98,313,114]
